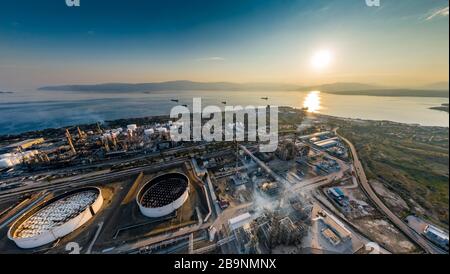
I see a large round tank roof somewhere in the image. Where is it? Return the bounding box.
[8,187,103,249]
[137,173,189,218]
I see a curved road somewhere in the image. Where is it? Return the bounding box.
[336,130,445,254]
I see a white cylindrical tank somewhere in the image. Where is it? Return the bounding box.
[22,151,37,159]
[127,124,137,131]
[10,156,22,165]
[0,153,12,159]
[144,129,155,136]
[137,173,189,218]
[156,127,168,133]
[8,187,104,249]
[0,158,13,168]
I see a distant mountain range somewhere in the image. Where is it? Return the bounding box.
[39,80,449,98]
[420,81,449,91]
[307,82,386,92]
[322,89,449,98]
[39,80,301,92]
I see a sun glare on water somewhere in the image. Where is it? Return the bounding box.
[303,91,321,113]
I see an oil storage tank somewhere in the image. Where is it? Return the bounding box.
[8,187,103,249]
[137,173,189,218]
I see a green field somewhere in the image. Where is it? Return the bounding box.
[330,119,449,228]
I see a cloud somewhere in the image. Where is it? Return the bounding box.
[196,56,225,62]
[425,6,449,21]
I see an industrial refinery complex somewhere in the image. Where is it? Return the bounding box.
[0,108,448,254]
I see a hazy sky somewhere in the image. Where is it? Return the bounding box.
[0,0,448,90]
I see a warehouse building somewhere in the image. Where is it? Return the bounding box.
[424,224,449,251]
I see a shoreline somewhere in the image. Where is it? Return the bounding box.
[0,106,448,140]
[430,103,449,113]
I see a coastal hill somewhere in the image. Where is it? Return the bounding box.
[308,82,449,97]
[307,82,385,92]
[430,103,449,113]
[421,81,449,91]
[322,89,449,98]
[39,80,449,98]
[38,81,302,92]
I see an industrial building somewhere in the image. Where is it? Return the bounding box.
[315,158,340,174]
[328,187,349,207]
[8,187,104,249]
[298,131,332,142]
[322,228,341,246]
[233,223,259,254]
[259,182,280,196]
[314,137,339,149]
[297,144,310,159]
[326,146,347,158]
[329,187,344,199]
[319,210,352,242]
[1,138,45,152]
[424,224,449,251]
[137,173,189,218]
[255,211,305,251]
[230,172,249,186]
[0,138,45,169]
[276,140,297,161]
[0,150,40,168]
[228,212,253,231]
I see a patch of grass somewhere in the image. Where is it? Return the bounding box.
[333,120,449,228]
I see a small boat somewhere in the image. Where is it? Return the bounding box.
[182,104,188,107]
[261,97,269,100]
[171,99,179,103]
[222,101,227,105]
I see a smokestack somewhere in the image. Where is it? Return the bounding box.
[96,122,103,134]
[65,129,77,155]
[112,135,117,150]
[104,141,110,152]
[77,127,85,139]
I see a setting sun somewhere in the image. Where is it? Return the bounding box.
[311,49,333,69]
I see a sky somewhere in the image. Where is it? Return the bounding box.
[0,0,448,90]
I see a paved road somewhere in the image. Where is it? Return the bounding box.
[0,158,189,200]
[337,130,445,254]
[108,221,212,254]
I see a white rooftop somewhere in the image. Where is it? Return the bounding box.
[228,212,252,231]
